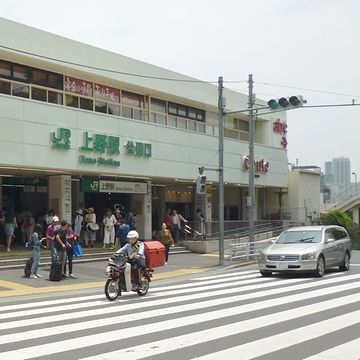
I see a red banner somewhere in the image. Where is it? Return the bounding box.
[64,76,93,97]
[94,83,120,103]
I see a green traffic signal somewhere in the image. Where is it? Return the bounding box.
[268,99,279,110]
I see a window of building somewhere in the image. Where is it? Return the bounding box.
[95,100,107,113]
[65,94,79,108]
[11,83,29,98]
[48,91,63,105]
[80,97,93,111]
[47,72,63,90]
[168,102,205,122]
[13,65,29,81]
[122,91,145,108]
[31,87,47,102]
[31,69,47,86]
[0,80,11,94]
[151,112,166,125]
[235,119,249,132]
[108,103,120,116]
[151,98,166,113]
[0,61,11,78]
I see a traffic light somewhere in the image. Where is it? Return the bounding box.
[268,95,305,111]
[196,175,207,195]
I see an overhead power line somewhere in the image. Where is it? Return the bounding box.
[0,45,247,84]
[255,81,360,99]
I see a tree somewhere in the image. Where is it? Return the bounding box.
[322,210,353,232]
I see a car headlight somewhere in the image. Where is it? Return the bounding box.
[258,252,266,261]
[302,252,316,260]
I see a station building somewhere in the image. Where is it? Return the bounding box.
[0,17,289,238]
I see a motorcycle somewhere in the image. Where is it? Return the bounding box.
[104,253,153,301]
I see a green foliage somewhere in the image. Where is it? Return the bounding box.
[322,211,353,231]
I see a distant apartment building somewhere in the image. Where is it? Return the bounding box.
[323,157,351,201]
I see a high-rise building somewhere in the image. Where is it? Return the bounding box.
[324,161,333,186]
[332,157,351,192]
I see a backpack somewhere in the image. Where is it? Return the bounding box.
[24,257,33,278]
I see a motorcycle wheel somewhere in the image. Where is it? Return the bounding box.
[137,276,149,296]
[105,279,121,301]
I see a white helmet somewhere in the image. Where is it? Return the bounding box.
[127,230,139,239]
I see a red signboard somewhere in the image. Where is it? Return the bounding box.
[64,76,93,97]
[243,156,269,173]
[94,83,120,103]
[273,119,287,134]
[122,91,145,108]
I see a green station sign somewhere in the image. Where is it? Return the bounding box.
[50,127,152,168]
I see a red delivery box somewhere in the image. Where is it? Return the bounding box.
[144,241,166,268]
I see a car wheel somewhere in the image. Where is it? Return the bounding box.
[339,252,350,271]
[260,270,272,277]
[315,256,325,277]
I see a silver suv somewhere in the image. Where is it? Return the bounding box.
[258,226,352,277]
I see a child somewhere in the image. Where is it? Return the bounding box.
[29,224,47,279]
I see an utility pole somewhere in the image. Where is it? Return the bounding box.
[248,74,255,252]
[218,76,225,266]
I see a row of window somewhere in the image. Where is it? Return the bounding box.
[0,60,63,90]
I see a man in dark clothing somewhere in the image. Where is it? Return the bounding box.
[117,219,130,248]
[54,220,68,279]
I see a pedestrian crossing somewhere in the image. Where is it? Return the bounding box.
[0,269,359,359]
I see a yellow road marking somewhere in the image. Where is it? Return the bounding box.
[0,280,34,290]
[0,267,207,298]
[199,253,230,259]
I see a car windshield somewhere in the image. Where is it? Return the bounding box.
[276,230,322,244]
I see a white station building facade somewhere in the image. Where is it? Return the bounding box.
[0,18,289,238]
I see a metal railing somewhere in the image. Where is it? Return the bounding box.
[230,237,276,261]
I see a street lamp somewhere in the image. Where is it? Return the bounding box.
[352,172,357,195]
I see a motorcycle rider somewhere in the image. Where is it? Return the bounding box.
[115,230,146,290]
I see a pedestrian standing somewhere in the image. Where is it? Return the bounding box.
[74,209,83,241]
[84,207,97,248]
[163,209,172,229]
[3,206,17,252]
[157,222,174,264]
[29,224,47,279]
[103,209,116,249]
[22,213,35,245]
[117,218,130,248]
[54,220,69,279]
[64,225,76,278]
[170,209,187,244]
[114,208,122,249]
[46,216,60,264]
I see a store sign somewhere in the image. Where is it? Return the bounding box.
[51,128,71,150]
[64,76,93,97]
[273,119,287,134]
[81,179,147,194]
[94,83,120,103]
[124,140,152,158]
[242,156,269,173]
[50,128,152,166]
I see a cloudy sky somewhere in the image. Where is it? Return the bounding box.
[2,0,360,177]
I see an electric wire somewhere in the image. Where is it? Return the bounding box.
[0,45,247,84]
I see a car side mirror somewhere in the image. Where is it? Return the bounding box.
[326,238,335,244]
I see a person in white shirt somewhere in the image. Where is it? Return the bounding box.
[74,209,83,239]
[170,209,187,244]
[103,208,116,249]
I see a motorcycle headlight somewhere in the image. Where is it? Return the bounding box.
[105,266,112,274]
[302,252,316,260]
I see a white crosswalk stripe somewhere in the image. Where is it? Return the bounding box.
[0,269,359,360]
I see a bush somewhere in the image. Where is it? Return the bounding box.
[323,210,360,249]
[322,210,353,231]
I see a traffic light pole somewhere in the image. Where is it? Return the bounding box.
[248,74,256,253]
[218,76,225,266]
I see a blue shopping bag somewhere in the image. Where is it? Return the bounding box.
[73,242,84,257]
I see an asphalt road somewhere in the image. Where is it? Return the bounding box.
[0,252,359,359]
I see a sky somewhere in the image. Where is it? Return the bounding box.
[1,0,360,177]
